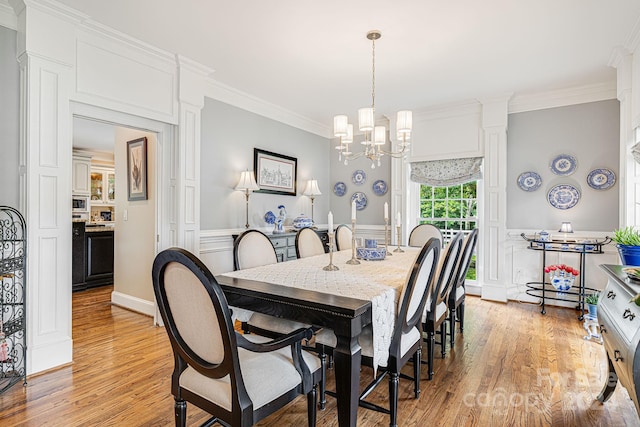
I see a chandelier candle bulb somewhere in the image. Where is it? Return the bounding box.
[397,111,412,133]
[358,108,374,132]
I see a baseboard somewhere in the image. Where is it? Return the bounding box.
[111,291,155,317]
[481,283,508,302]
[28,337,73,375]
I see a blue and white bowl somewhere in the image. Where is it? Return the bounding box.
[356,247,387,260]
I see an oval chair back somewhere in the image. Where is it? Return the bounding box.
[422,232,463,380]
[447,228,479,346]
[295,228,325,258]
[408,224,443,248]
[335,224,352,251]
[233,229,278,271]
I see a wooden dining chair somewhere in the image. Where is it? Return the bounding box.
[233,229,312,338]
[408,223,443,248]
[422,232,463,380]
[152,247,322,427]
[296,228,326,258]
[447,228,479,347]
[335,224,352,251]
[315,238,441,427]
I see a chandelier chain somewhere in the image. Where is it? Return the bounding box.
[371,35,376,110]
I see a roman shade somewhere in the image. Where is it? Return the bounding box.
[410,157,483,186]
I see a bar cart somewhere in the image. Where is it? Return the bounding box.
[521,233,611,319]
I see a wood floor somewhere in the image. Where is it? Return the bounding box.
[0,285,638,426]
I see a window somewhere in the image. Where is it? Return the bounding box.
[419,181,477,279]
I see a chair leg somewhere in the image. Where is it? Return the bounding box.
[388,371,399,427]
[440,322,447,358]
[307,385,318,427]
[174,397,186,427]
[428,331,435,380]
[318,348,327,410]
[459,302,465,333]
[413,348,421,398]
[449,308,455,347]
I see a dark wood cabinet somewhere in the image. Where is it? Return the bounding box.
[85,230,114,287]
[72,222,86,291]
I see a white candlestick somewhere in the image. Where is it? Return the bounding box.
[351,200,356,221]
[396,211,401,227]
[328,211,334,231]
[384,202,388,220]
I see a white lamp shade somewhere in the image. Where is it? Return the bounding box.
[358,107,374,132]
[374,126,386,145]
[235,170,259,191]
[396,110,412,134]
[334,115,348,137]
[558,222,574,233]
[303,179,322,196]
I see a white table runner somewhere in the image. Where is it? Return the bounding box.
[222,247,421,369]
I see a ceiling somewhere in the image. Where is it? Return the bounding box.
[53,1,640,135]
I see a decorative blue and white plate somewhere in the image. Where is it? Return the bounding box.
[372,180,388,196]
[517,172,542,192]
[333,181,347,197]
[547,184,580,210]
[550,154,577,176]
[351,192,368,210]
[356,246,387,261]
[352,170,366,185]
[587,168,616,190]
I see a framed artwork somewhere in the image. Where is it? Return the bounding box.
[254,148,297,196]
[127,137,148,201]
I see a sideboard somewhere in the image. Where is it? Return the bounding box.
[233,229,329,262]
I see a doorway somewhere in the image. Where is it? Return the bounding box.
[70,102,173,324]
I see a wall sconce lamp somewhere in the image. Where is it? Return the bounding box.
[558,221,574,241]
[303,179,322,223]
[235,170,259,229]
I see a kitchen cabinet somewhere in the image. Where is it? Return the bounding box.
[72,154,91,195]
[90,167,115,205]
[85,228,114,288]
[72,222,86,291]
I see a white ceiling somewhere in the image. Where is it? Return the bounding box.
[55,1,640,135]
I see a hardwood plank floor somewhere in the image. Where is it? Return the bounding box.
[0,285,637,426]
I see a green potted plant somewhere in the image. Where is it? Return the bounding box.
[585,292,599,319]
[612,226,640,266]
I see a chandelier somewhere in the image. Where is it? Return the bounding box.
[334,30,412,169]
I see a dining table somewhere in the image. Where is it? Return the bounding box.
[215,246,421,427]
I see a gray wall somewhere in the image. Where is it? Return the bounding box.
[329,133,391,226]
[507,100,620,232]
[0,26,19,208]
[200,98,330,230]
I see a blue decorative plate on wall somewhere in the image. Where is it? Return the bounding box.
[351,192,368,210]
[333,181,347,197]
[517,172,542,192]
[352,170,367,185]
[550,154,577,176]
[587,168,616,190]
[372,179,388,196]
[547,184,580,210]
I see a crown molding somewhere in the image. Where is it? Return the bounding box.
[204,78,331,139]
[413,99,482,121]
[0,0,16,30]
[22,0,88,25]
[508,81,617,114]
